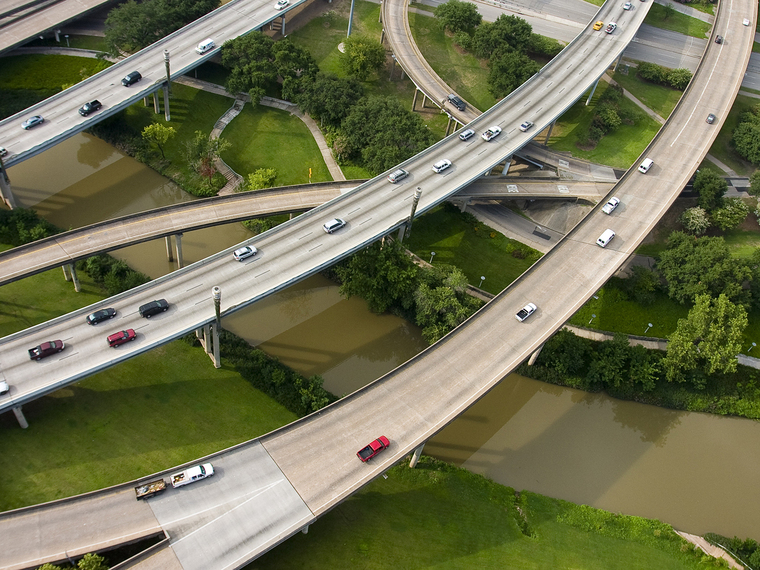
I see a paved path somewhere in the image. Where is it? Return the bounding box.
[676,532,743,570]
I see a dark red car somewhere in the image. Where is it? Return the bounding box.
[28,340,65,361]
[357,436,390,462]
[107,329,136,347]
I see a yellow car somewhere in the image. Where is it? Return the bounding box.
[593,20,604,30]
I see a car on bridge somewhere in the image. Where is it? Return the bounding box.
[323,218,346,234]
[459,129,475,141]
[0,380,9,396]
[0,147,7,157]
[275,0,289,8]
[357,436,390,462]
[432,159,452,173]
[593,20,604,30]
[601,197,620,214]
[108,329,136,347]
[86,308,116,325]
[139,299,169,318]
[623,2,632,10]
[122,71,142,87]
[519,121,534,132]
[387,168,409,183]
[233,245,258,261]
[515,303,537,322]
[21,115,44,129]
[706,113,716,124]
[447,94,466,111]
[29,340,65,360]
[481,126,502,141]
[605,22,617,34]
[78,100,102,116]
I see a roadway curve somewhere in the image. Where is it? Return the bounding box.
[1,0,753,567]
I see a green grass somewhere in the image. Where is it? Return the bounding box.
[250,457,708,569]
[684,0,716,16]
[408,11,497,112]
[25,34,110,52]
[221,104,332,185]
[643,4,712,39]
[613,68,682,119]
[0,249,297,510]
[548,81,662,169]
[406,203,541,294]
[706,93,759,176]
[0,54,110,91]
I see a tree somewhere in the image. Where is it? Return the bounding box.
[272,39,319,81]
[657,231,752,306]
[141,123,176,159]
[246,168,278,191]
[105,0,219,54]
[184,130,231,180]
[666,68,692,91]
[680,206,710,235]
[339,35,386,81]
[487,49,539,98]
[692,169,727,211]
[290,73,363,128]
[222,33,278,102]
[335,240,419,313]
[637,62,667,85]
[537,329,591,376]
[749,170,760,196]
[663,294,747,387]
[662,3,676,19]
[628,344,661,392]
[434,0,482,33]
[620,265,660,306]
[586,333,631,389]
[340,96,437,174]
[472,15,532,59]
[711,197,749,231]
[77,553,108,570]
[732,106,760,165]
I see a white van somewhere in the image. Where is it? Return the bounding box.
[638,158,653,173]
[195,39,215,54]
[597,229,616,248]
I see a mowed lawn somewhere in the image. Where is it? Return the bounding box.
[250,458,708,570]
[406,203,541,295]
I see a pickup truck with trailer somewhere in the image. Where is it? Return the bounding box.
[357,436,390,462]
[28,340,65,360]
[170,463,214,488]
[134,478,167,500]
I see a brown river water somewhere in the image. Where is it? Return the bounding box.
[8,133,760,539]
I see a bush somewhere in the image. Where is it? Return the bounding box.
[453,31,473,51]
[679,206,710,235]
[77,254,150,295]
[0,208,59,246]
[637,62,668,84]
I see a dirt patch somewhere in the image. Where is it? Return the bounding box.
[639,197,692,244]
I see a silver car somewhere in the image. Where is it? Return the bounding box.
[323,218,346,233]
[432,159,452,173]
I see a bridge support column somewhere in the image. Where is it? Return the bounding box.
[174,233,184,269]
[409,443,424,468]
[211,324,221,368]
[163,87,171,121]
[13,406,29,429]
[411,89,419,111]
[165,236,174,262]
[397,224,406,243]
[528,343,544,366]
[211,286,222,368]
[613,52,623,73]
[388,56,396,81]
[143,96,150,106]
[380,29,385,44]
[586,77,599,106]
[420,93,427,109]
[69,263,81,292]
[544,120,555,145]
[54,29,60,42]
[153,92,160,114]
[62,264,71,281]
[445,114,452,136]
[203,324,212,354]
[459,198,469,213]
[281,15,286,36]
[404,187,422,240]
[501,156,512,176]
[301,525,310,534]
[0,160,17,209]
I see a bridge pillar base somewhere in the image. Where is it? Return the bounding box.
[501,157,512,176]
[203,324,212,354]
[165,236,174,262]
[586,77,600,106]
[212,324,221,369]
[411,89,419,112]
[62,264,71,281]
[163,86,171,122]
[13,406,29,429]
[409,443,424,468]
[0,165,17,209]
[459,198,469,213]
[420,93,427,109]
[281,15,286,36]
[445,115,452,136]
[544,121,555,145]
[69,263,81,293]
[153,92,160,114]
[175,233,184,269]
[397,224,406,243]
[380,29,385,44]
[301,525,309,534]
[528,343,544,366]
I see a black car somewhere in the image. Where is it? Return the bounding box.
[87,308,117,325]
[122,71,142,87]
[79,100,102,116]
[715,35,723,44]
[706,113,716,124]
[447,93,466,111]
[139,299,169,318]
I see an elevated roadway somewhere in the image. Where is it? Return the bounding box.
[0,0,308,168]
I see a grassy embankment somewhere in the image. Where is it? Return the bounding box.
[643,4,712,39]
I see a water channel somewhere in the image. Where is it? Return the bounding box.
[8,133,760,540]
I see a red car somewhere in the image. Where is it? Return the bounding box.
[107,329,136,347]
[357,436,390,462]
[28,340,65,361]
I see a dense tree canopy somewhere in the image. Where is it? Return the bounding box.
[663,294,747,387]
[339,35,386,80]
[733,105,760,165]
[693,169,727,211]
[434,0,482,33]
[288,73,364,128]
[711,197,749,231]
[472,15,532,59]
[105,0,218,53]
[339,96,437,174]
[487,50,540,98]
[657,232,752,306]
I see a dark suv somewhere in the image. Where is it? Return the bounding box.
[79,100,102,116]
[447,93,466,111]
[139,299,169,318]
[122,71,142,86]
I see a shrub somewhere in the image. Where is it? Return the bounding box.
[453,31,473,51]
[679,206,710,235]
[0,208,59,245]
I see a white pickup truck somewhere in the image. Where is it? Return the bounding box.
[170,463,214,488]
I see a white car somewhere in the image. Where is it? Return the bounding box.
[0,147,6,157]
[623,2,632,9]
[743,18,750,26]
[323,218,346,233]
[481,126,502,141]
[519,121,534,132]
[432,159,452,173]
[601,197,620,215]
[515,303,537,322]
[0,380,9,395]
[233,245,258,261]
[275,0,289,9]
[605,22,617,34]
[459,129,475,141]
